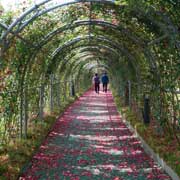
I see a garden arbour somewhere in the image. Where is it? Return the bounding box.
[0,0,179,144]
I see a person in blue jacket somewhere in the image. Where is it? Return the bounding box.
[101,72,109,92]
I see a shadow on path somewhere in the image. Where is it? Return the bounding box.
[19,89,171,180]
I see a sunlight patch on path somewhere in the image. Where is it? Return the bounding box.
[19,89,172,180]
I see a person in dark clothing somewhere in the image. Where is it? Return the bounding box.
[93,73,100,93]
[101,72,109,92]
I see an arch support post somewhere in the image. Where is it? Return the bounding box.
[57,82,61,108]
[125,80,131,107]
[64,82,67,100]
[24,88,28,139]
[142,94,150,124]
[128,80,131,107]
[19,86,28,139]
[76,79,80,93]
[20,87,28,139]
[20,90,23,139]
[39,84,44,119]
[119,81,124,97]
[71,79,75,97]
[50,74,54,113]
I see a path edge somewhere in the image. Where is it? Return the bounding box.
[18,90,88,179]
[121,117,180,180]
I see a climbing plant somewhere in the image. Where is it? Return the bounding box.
[0,0,179,146]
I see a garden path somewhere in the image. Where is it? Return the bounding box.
[20,89,171,180]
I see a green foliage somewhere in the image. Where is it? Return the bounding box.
[0,0,179,177]
[112,88,180,177]
[0,94,83,180]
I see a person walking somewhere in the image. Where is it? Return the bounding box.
[101,72,109,93]
[93,73,100,93]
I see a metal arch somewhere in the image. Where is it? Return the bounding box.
[1,0,116,40]
[18,19,136,89]
[38,19,158,80]
[46,35,142,94]
[71,45,120,57]
[1,0,177,56]
[1,18,158,82]
[52,35,136,61]
[27,19,145,75]
[59,52,115,74]
[1,16,165,86]
[76,45,120,57]
[22,33,140,95]
[58,52,131,86]
[52,44,123,78]
[46,35,158,100]
[1,0,175,43]
[72,62,110,85]
[68,54,107,66]
[1,0,49,40]
[47,38,139,76]
[37,20,144,48]
[22,19,145,76]
[9,16,170,83]
[45,34,141,84]
[62,58,105,81]
[66,49,118,65]
[46,43,122,85]
[56,55,115,78]
[75,59,104,70]
[53,46,120,77]
[76,63,109,81]
[76,64,111,86]
[52,39,157,81]
[62,55,103,73]
[24,35,139,87]
[13,19,146,81]
[88,64,110,74]
[0,22,33,47]
[50,45,138,91]
[51,34,146,73]
[24,34,142,95]
[22,0,117,32]
[57,45,121,70]
[83,62,108,71]
[70,60,109,78]
[71,59,99,72]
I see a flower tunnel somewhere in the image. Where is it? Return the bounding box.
[0,0,179,145]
